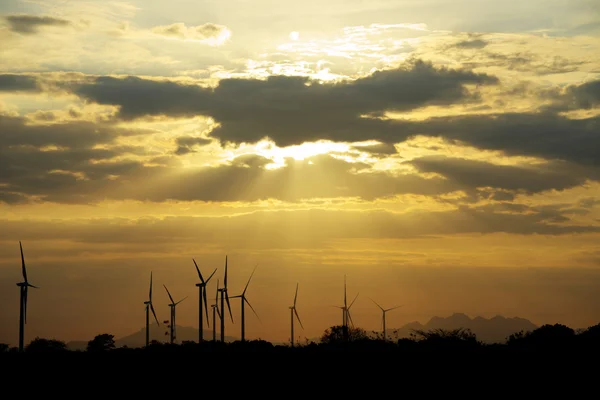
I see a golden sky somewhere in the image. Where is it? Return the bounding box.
[1,0,600,346]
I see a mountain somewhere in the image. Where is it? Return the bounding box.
[387,313,538,344]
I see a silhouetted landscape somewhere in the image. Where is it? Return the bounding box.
[3,320,600,356]
[2,1,600,376]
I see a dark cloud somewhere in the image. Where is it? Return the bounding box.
[0,115,157,204]
[454,39,488,49]
[0,115,126,149]
[74,59,498,146]
[410,156,587,194]
[404,112,600,168]
[564,79,600,109]
[174,135,212,155]
[0,74,40,92]
[5,14,71,34]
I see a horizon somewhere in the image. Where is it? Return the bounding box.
[1,0,600,348]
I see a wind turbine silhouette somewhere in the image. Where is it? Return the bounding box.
[370,298,403,341]
[218,256,233,342]
[211,279,221,342]
[144,272,160,347]
[230,265,259,342]
[290,283,304,347]
[333,275,358,341]
[16,242,38,352]
[193,259,216,343]
[164,285,187,344]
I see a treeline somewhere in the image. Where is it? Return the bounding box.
[3,322,600,354]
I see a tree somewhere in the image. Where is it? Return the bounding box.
[0,343,9,353]
[26,337,68,352]
[87,334,116,352]
[320,325,369,344]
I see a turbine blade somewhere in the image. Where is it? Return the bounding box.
[150,303,159,326]
[203,288,209,325]
[193,258,205,283]
[242,264,257,296]
[349,292,359,309]
[225,291,233,322]
[347,310,355,327]
[149,271,153,301]
[294,308,304,330]
[385,305,404,312]
[224,255,228,289]
[205,268,217,284]
[20,241,27,283]
[215,279,219,303]
[163,285,175,304]
[293,283,299,307]
[27,283,39,289]
[175,296,188,305]
[245,297,260,322]
[370,297,384,312]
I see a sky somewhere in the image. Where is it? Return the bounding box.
[1,0,600,346]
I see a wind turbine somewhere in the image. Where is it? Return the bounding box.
[16,241,39,352]
[193,259,216,343]
[143,272,160,347]
[370,298,403,341]
[164,285,187,344]
[290,283,304,347]
[229,265,259,342]
[212,279,221,342]
[333,275,358,341]
[218,256,233,342]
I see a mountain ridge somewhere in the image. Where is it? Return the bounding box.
[386,313,538,343]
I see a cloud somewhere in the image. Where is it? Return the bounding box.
[410,156,588,194]
[74,59,498,145]
[0,74,41,92]
[406,112,600,168]
[5,14,71,34]
[453,39,488,49]
[174,135,212,155]
[0,203,596,249]
[151,22,231,45]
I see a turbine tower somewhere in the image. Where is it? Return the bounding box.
[218,256,233,342]
[370,298,403,341]
[212,279,221,342]
[16,242,39,352]
[290,283,304,347]
[193,259,216,343]
[143,271,160,346]
[164,285,187,344]
[229,265,259,342]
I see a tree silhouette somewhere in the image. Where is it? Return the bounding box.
[321,325,369,344]
[0,343,8,353]
[507,324,575,348]
[410,328,481,350]
[26,337,67,353]
[87,334,116,352]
